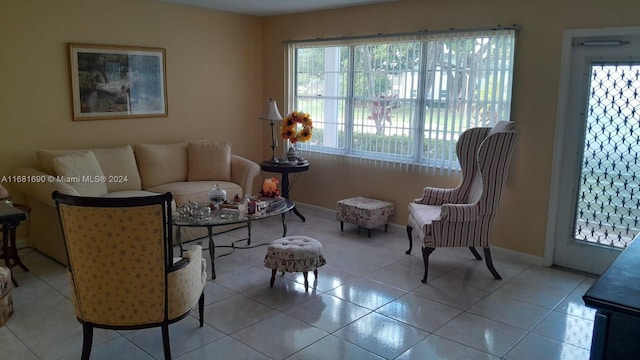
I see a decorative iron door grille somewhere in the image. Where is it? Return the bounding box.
[574,63,640,249]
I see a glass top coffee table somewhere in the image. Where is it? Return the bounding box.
[173,199,294,279]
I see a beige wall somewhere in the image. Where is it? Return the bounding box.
[261,0,640,257]
[0,0,264,203]
[4,0,639,259]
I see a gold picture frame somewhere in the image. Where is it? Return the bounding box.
[69,43,168,120]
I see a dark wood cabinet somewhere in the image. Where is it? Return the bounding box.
[583,234,640,359]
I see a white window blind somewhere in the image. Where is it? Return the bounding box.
[285,27,517,172]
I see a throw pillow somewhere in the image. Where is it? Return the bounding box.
[37,149,77,175]
[134,143,188,189]
[91,145,142,192]
[53,151,108,197]
[38,146,142,192]
[187,141,232,181]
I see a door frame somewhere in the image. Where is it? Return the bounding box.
[545,26,640,268]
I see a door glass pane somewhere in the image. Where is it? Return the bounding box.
[575,63,640,248]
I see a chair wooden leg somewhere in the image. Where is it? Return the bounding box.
[421,247,435,283]
[469,247,482,260]
[162,323,171,360]
[198,291,205,327]
[483,247,502,280]
[81,323,93,360]
[406,225,413,255]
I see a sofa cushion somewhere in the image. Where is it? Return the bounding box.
[91,146,142,192]
[147,181,242,205]
[38,149,77,175]
[102,190,161,198]
[187,141,231,182]
[38,146,142,192]
[53,151,108,197]
[134,143,188,189]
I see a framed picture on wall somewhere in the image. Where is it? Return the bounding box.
[68,43,168,121]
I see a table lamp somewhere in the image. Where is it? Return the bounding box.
[259,98,283,163]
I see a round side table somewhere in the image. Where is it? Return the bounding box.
[260,160,309,222]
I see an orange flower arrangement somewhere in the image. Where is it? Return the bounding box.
[281,111,312,143]
[259,177,280,198]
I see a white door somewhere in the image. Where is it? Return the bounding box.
[551,29,640,274]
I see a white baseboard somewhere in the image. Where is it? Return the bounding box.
[489,246,545,266]
[16,238,29,250]
[292,202,548,266]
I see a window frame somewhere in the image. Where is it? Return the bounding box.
[285,27,518,171]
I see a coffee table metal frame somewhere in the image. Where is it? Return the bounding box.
[173,199,294,279]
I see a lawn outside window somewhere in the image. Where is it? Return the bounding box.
[285,27,517,171]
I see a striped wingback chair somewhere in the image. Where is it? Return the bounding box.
[52,191,206,360]
[406,121,518,283]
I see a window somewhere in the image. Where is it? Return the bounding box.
[286,28,517,171]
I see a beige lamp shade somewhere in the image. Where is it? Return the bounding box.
[260,98,283,163]
[259,99,283,122]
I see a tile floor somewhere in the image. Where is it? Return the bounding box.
[2,204,596,359]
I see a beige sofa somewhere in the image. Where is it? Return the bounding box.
[13,141,260,265]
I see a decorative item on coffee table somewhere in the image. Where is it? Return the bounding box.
[259,177,280,198]
[259,177,287,213]
[208,184,227,209]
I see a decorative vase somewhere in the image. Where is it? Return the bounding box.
[208,184,227,208]
[287,144,298,162]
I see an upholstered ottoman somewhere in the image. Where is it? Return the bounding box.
[336,196,395,237]
[264,236,326,292]
[0,267,13,326]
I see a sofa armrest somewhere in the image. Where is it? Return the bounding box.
[12,168,80,206]
[230,155,260,196]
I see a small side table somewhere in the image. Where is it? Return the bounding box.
[260,160,310,222]
[0,203,29,287]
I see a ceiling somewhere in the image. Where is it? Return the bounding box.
[157,0,399,17]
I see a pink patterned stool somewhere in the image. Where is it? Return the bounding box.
[264,236,326,292]
[337,196,395,238]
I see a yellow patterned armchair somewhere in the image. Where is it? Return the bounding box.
[52,191,206,360]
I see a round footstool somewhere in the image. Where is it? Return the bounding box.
[264,236,327,292]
